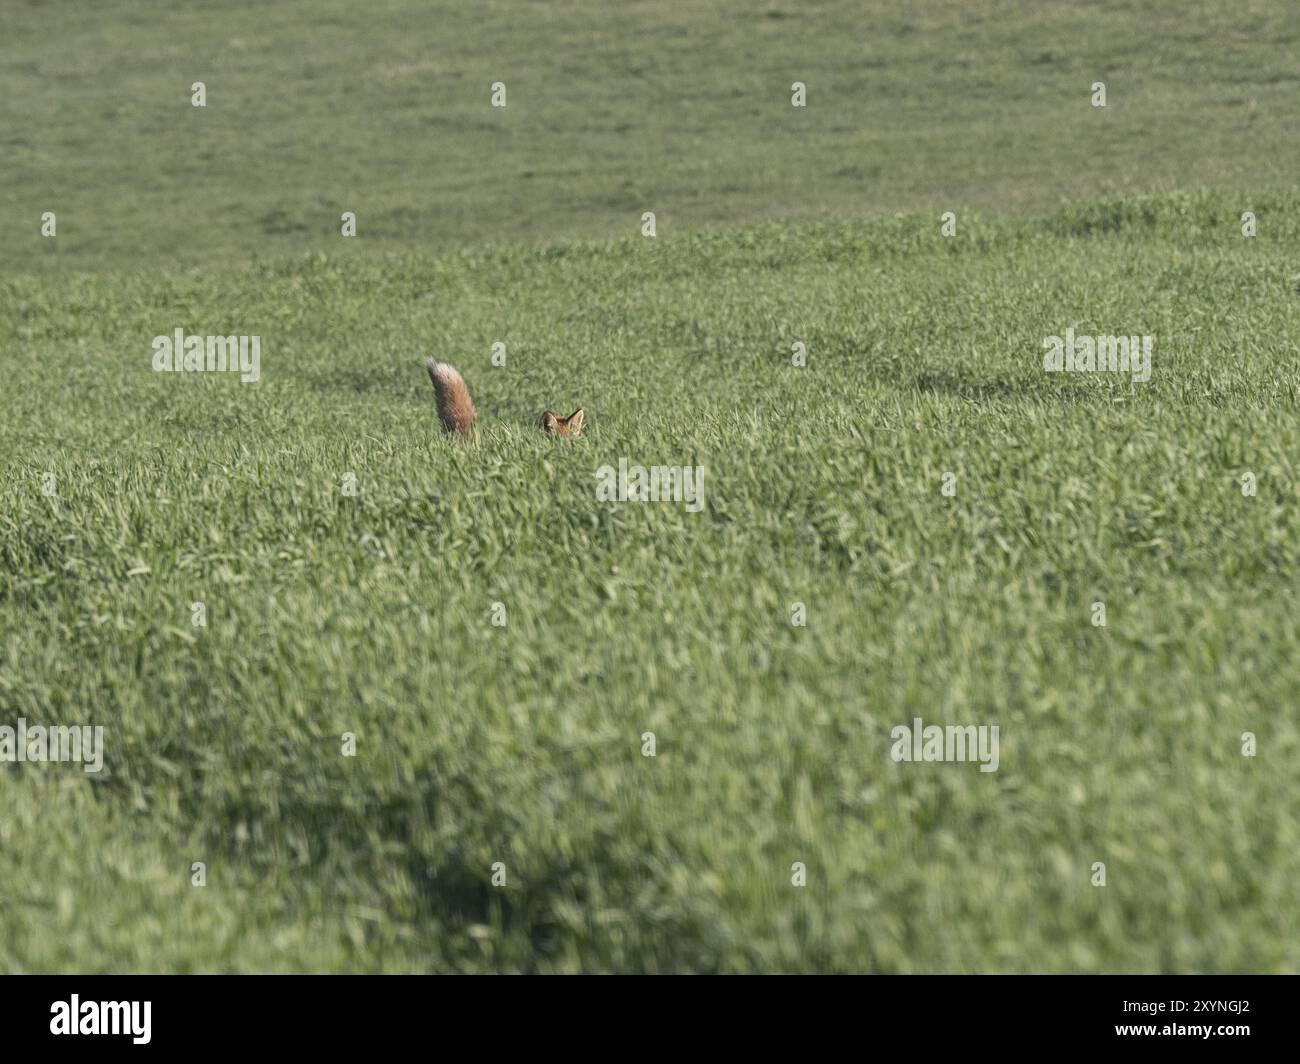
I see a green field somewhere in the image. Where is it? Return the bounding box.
[1,0,1298,972]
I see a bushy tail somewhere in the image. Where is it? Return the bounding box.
[425,360,476,437]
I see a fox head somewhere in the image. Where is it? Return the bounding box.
[540,409,585,437]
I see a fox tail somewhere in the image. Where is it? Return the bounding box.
[425,360,477,437]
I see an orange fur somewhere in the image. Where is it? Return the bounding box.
[425,360,477,437]
[426,361,584,438]
[540,409,585,437]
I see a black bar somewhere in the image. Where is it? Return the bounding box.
[2,975,1290,1051]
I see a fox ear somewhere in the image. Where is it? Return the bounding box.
[564,409,585,435]
[541,411,560,435]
